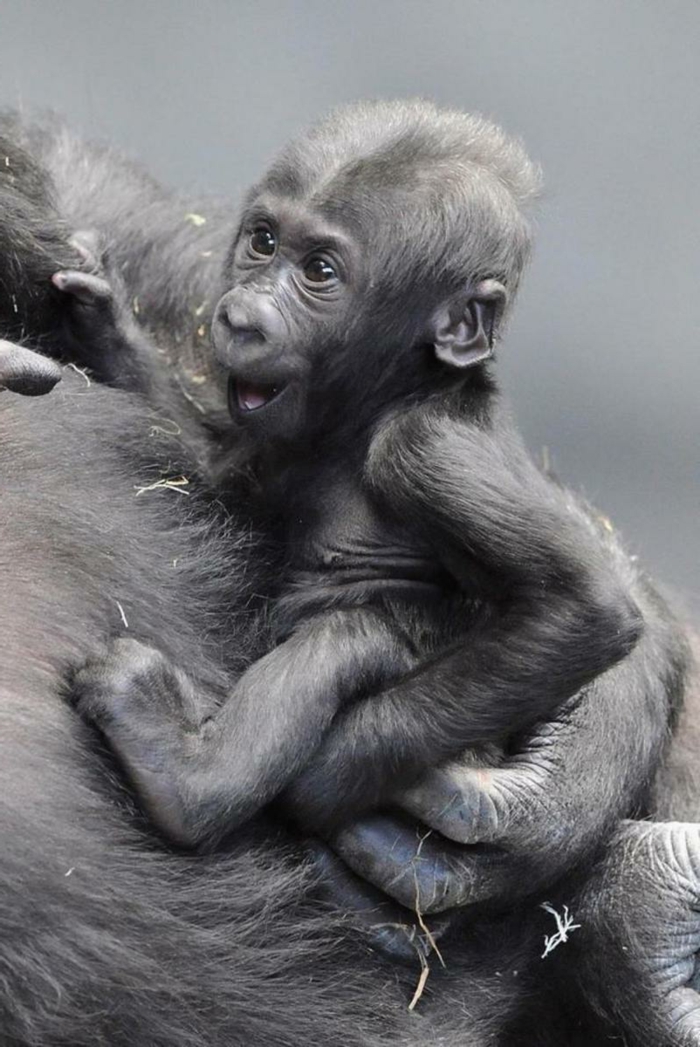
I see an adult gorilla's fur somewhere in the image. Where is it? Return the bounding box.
[0,110,696,1047]
[0,292,531,1047]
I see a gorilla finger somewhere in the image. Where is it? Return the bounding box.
[332,813,508,914]
[52,269,113,304]
[306,839,440,966]
[396,764,501,845]
[667,987,700,1046]
[0,341,62,395]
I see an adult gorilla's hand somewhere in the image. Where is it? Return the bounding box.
[0,339,62,395]
[330,693,632,914]
[573,821,700,1046]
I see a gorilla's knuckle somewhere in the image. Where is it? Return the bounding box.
[661,824,700,889]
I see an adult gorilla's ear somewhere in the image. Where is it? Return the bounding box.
[431,279,507,369]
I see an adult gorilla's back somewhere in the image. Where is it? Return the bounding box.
[0,376,513,1047]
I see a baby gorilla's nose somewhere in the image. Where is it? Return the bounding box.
[211,295,268,368]
[219,303,265,345]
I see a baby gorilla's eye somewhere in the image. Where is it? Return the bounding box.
[249,227,276,257]
[303,257,337,284]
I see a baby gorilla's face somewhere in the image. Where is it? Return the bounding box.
[211,193,364,445]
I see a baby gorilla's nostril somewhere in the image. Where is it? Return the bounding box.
[228,326,265,346]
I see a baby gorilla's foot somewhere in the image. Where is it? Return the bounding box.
[71,638,207,848]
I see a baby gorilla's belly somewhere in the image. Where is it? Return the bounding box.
[271,537,477,648]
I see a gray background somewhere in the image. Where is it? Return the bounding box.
[0,0,697,611]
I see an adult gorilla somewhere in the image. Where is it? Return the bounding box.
[0,105,698,1047]
[0,165,522,1047]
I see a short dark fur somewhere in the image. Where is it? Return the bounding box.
[0,103,696,1047]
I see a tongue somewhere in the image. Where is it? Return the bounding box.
[237,380,276,411]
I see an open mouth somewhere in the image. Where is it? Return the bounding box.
[228,376,286,415]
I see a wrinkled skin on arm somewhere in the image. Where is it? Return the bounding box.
[565,649,700,1046]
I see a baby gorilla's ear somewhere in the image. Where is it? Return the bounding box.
[430,279,507,370]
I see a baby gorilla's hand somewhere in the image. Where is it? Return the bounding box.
[52,232,128,356]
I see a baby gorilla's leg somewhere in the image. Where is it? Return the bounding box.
[70,638,213,848]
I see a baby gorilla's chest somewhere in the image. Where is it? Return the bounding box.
[273,478,465,635]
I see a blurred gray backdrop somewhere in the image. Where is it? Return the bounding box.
[1,0,697,611]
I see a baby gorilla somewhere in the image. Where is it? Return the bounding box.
[66,101,650,859]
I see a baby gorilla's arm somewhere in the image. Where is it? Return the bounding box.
[281,403,652,837]
[70,611,417,849]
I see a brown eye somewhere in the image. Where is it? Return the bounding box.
[249,227,276,257]
[304,257,337,283]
